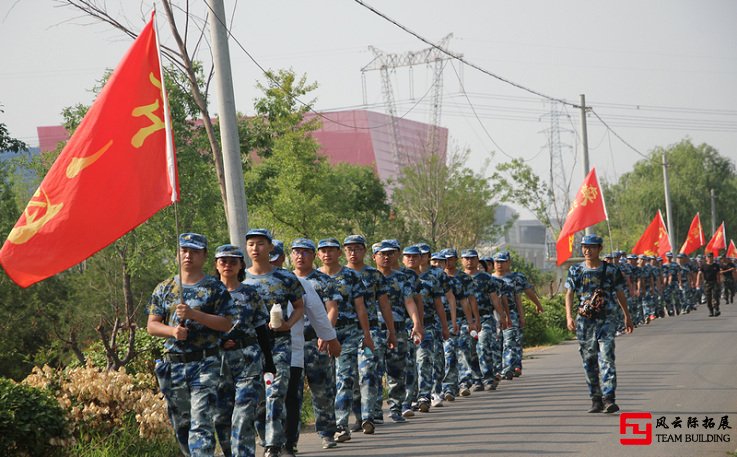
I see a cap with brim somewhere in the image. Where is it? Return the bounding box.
[430,252,446,261]
[627,254,638,260]
[374,241,395,254]
[343,234,367,246]
[381,239,401,250]
[461,249,479,258]
[179,232,207,250]
[317,238,341,249]
[269,240,284,262]
[481,256,494,263]
[290,238,316,252]
[417,243,431,254]
[215,244,244,258]
[493,251,510,262]
[665,251,673,257]
[402,245,421,255]
[444,248,458,258]
[245,228,272,243]
[676,253,687,259]
[581,234,603,246]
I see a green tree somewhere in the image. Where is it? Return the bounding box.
[604,139,737,251]
[0,107,27,154]
[391,149,500,248]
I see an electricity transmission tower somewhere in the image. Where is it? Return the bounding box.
[540,101,575,231]
[361,34,459,167]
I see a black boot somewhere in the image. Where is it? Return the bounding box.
[603,397,620,414]
[587,397,604,413]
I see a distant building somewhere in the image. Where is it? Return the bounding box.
[494,204,550,269]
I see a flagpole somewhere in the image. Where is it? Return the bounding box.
[153,8,184,302]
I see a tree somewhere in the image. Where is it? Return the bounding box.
[391,149,500,249]
[0,107,28,153]
[604,139,737,251]
[492,159,556,230]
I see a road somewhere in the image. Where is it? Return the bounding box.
[294,302,737,457]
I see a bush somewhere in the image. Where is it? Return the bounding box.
[0,377,70,457]
[70,328,164,376]
[23,364,170,440]
[522,294,572,347]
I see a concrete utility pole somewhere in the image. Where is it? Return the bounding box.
[579,94,592,235]
[710,189,717,234]
[662,151,676,251]
[208,0,249,248]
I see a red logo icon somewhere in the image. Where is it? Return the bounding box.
[620,412,652,445]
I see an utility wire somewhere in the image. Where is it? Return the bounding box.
[590,109,649,159]
[353,0,580,109]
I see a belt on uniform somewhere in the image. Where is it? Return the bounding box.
[380,321,405,332]
[163,347,219,363]
[221,336,257,351]
[304,326,318,341]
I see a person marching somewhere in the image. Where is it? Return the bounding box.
[565,234,634,414]
[719,255,736,304]
[212,244,276,457]
[147,233,237,457]
[696,252,722,317]
[243,229,305,457]
[344,234,397,433]
[372,241,423,423]
[317,237,374,443]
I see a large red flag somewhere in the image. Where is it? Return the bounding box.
[679,213,704,255]
[555,168,608,265]
[705,222,727,256]
[727,240,737,259]
[632,211,671,259]
[0,13,178,287]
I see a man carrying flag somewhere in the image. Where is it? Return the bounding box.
[556,168,608,265]
[696,252,722,317]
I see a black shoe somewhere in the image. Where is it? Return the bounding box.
[587,398,604,413]
[264,446,281,457]
[350,422,362,432]
[361,419,375,434]
[603,401,620,414]
[714,310,721,317]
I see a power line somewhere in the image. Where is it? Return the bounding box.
[589,109,649,159]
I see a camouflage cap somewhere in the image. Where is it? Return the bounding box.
[417,243,431,255]
[270,240,285,262]
[343,234,367,246]
[581,234,603,246]
[245,228,272,243]
[461,249,479,258]
[402,245,422,255]
[290,238,316,252]
[430,252,447,261]
[444,248,459,258]
[179,232,207,250]
[381,239,401,250]
[215,244,244,258]
[493,251,510,262]
[317,238,341,249]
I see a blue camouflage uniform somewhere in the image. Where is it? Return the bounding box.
[662,254,680,316]
[399,264,421,413]
[415,266,445,408]
[441,261,467,398]
[471,268,502,388]
[245,267,304,451]
[300,268,341,442]
[328,263,369,435]
[453,268,483,392]
[150,273,237,457]
[565,257,626,404]
[215,283,269,457]
[427,264,453,400]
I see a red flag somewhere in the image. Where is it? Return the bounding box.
[632,211,672,259]
[705,222,727,256]
[727,240,737,259]
[679,213,705,255]
[0,13,178,287]
[555,168,608,265]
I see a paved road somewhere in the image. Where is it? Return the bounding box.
[294,302,737,457]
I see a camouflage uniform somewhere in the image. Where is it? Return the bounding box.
[565,261,625,403]
[415,268,444,406]
[329,266,369,433]
[379,269,414,417]
[427,265,453,399]
[149,275,237,457]
[442,271,467,397]
[245,268,304,451]
[663,257,680,315]
[453,270,482,391]
[215,284,269,457]
[471,270,501,387]
[300,269,341,441]
[400,266,421,413]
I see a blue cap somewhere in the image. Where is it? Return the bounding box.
[402,245,421,255]
[290,238,316,252]
[270,240,285,261]
[416,243,431,254]
[481,256,494,263]
[343,234,367,246]
[444,248,458,258]
[382,239,401,250]
[373,241,396,255]
[431,252,446,261]
[317,238,341,249]
[627,254,638,260]
[581,234,603,246]
[604,252,614,259]
[215,244,244,258]
[245,228,272,243]
[179,232,207,250]
[461,249,479,258]
[676,253,687,259]
[665,251,673,257]
[493,251,510,262]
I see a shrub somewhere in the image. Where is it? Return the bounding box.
[0,377,70,457]
[522,294,572,347]
[70,328,164,376]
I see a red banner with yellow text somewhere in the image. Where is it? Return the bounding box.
[727,240,737,259]
[632,211,671,259]
[705,222,726,256]
[679,213,704,255]
[0,13,178,287]
[555,168,608,265]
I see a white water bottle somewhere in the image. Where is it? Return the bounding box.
[470,330,479,339]
[264,372,274,387]
[270,304,283,328]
